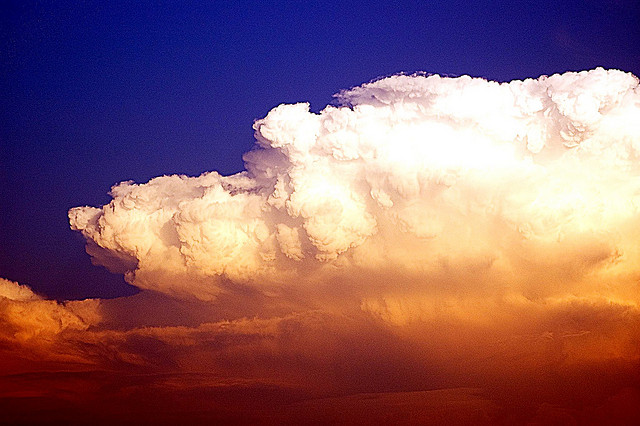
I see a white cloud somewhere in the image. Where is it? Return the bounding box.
[68,68,640,311]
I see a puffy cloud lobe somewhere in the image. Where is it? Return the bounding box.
[0,278,100,371]
[0,278,99,340]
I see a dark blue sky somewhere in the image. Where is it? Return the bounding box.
[1,0,639,300]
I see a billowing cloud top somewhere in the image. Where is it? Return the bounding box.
[69,68,640,308]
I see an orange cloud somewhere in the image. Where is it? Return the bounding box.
[3,69,640,423]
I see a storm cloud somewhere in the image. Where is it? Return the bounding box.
[2,68,640,424]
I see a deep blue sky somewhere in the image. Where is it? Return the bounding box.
[1,0,639,300]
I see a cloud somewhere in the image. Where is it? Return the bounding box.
[0,278,101,375]
[4,68,640,423]
[0,278,100,341]
[68,68,640,305]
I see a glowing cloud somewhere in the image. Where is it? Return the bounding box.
[69,68,640,305]
[3,68,640,423]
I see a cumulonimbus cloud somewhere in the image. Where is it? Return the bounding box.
[3,68,640,423]
[69,68,640,306]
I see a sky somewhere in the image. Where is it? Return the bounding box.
[1,0,640,424]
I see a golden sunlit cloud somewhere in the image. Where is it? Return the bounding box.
[2,68,640,424]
